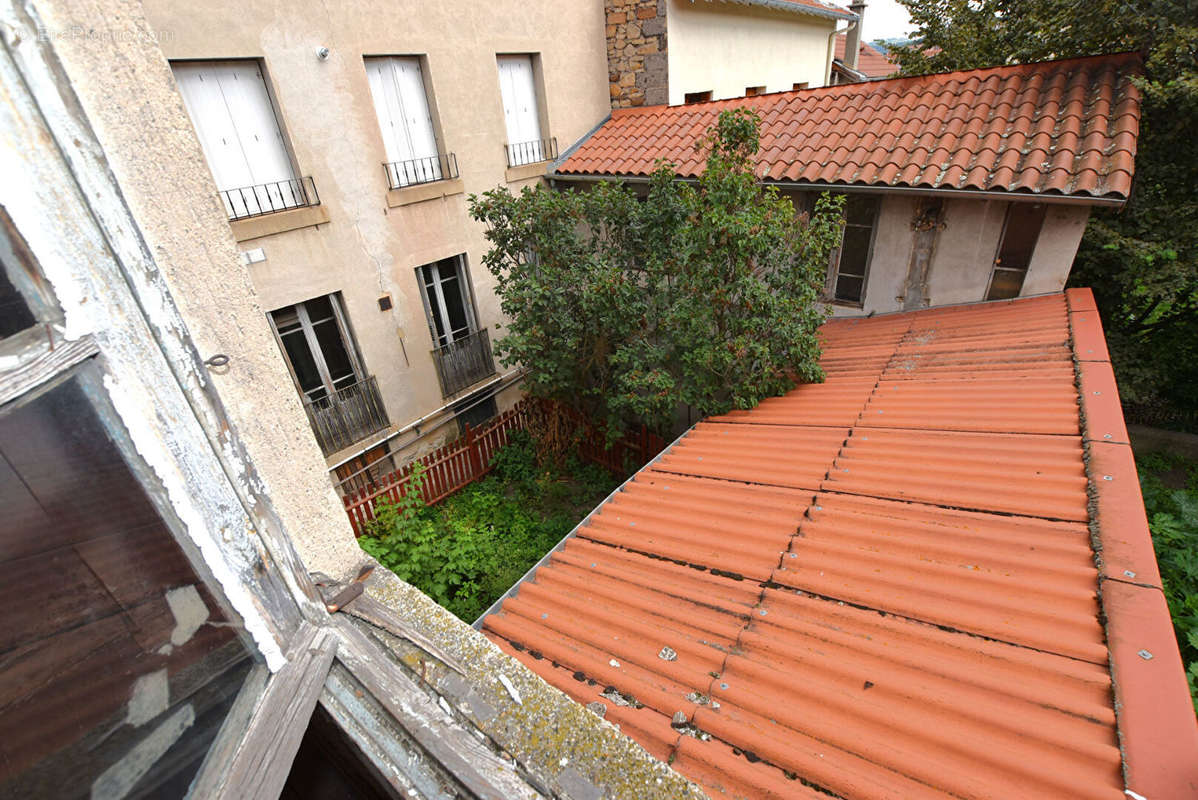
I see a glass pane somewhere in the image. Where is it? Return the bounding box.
[0,371,256,798]
[419,266,447,346]
[279,328,325,398]
[439,272,470,340]
[272,305,302,334]
[0,257,36,340]
[312,318,355,387]
[987,268,1026,301]
[304,295,334,324]
[995,203,1046,274]
[844,195,880,227]
[835,274,865,304]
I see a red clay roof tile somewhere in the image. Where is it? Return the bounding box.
[558,54,1141,201]
[481,290,1198,798]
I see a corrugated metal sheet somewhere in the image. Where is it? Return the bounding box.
[481,293,1154,799]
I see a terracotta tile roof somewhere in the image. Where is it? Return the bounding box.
[557,53,1141,201]
[834,34,899,78]
[481,290,1198,799]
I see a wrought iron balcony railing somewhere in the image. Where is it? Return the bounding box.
[301,374,389,456]
[384,153,459,190]
[505,137,558,168]
[220,176,320,221]
[431,328,496,398]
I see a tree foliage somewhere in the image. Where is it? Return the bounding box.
[890,0,1198,426]
[469,109,842,438]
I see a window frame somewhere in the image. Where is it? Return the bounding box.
[267,293,367,403]
[809,191,876,308]
[363,54,449,188]
[170,58,311,220]
[985,201,1047,301]
[415,255,480,349]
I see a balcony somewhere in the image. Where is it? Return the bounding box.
[505,137,558,168]
[301,375,389,456]
[384,153,459,190]
[219,176,320,221]
[431,328,496,398]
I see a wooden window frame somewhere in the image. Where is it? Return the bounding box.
[815,193,881,308]
[416,254,479,348]
[985,201,1047,301]
[267,293,367,402]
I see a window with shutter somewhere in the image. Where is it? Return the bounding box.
[364,56,444,187]
[171,60,304,218]
[497,55,546,165]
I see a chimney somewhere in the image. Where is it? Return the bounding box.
[846,2,866,72]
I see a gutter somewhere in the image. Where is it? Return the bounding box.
[552,172,1128,207]
[708,0,856,23]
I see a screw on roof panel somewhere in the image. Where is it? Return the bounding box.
[1138,649,1153,660]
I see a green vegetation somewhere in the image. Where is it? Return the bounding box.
[359,433,619,622]
[1137,450,1198,709]
[469,109,843,441]
[892,0,1198,428]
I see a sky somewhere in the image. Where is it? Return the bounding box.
[858,0,915,44]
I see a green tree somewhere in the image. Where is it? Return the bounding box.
[891,0,1198,426]
[469,109,843,439]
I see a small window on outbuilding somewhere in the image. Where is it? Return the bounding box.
[792,82,810,91]
[745,86,766,97]
[986,202,1047,301]
[828,195,881,306]
[684,90,712,104]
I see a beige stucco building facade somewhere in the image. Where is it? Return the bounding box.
[666,0,848,103]
[138,0,612,488]
[792,192,1092,317]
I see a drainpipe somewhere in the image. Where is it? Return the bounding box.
[825,16,858,85]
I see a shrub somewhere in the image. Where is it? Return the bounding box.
[1137,450,1198,710]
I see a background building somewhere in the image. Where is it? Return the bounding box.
[140,0,612,489]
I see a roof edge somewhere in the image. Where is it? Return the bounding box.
[711,0,857,22]
[1068,287,1198,798]
[551,173,1130,206]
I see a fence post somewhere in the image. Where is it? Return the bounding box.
[465,422,482,479]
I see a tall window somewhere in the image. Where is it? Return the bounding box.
[828,195,880,306]
[269,295,363,403]
[364,56,445,188]
[497,55,547,165]
[417,256,478,348]
[986,203,1047,301]
[172,60,305,219]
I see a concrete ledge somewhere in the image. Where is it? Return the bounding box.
[230,203,330,242]
[505,161,550,184]
[386,178,465,208]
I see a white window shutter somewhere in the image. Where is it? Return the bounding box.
[497,55,540,145]
[172,60,297,216]
[173,63,254,194]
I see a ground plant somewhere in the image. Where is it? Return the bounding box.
[470,109,842,442]
[358,433,619,622]
[1136,450,1198,710]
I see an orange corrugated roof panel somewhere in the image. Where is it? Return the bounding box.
[481,290,1198,798]
[557,54,1141,201]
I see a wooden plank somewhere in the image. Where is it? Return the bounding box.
[197,622,337,799]
[331,619,528,800]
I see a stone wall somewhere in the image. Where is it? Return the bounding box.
[606,0,668,107]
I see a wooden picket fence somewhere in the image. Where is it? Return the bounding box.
[342,398,666,536]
